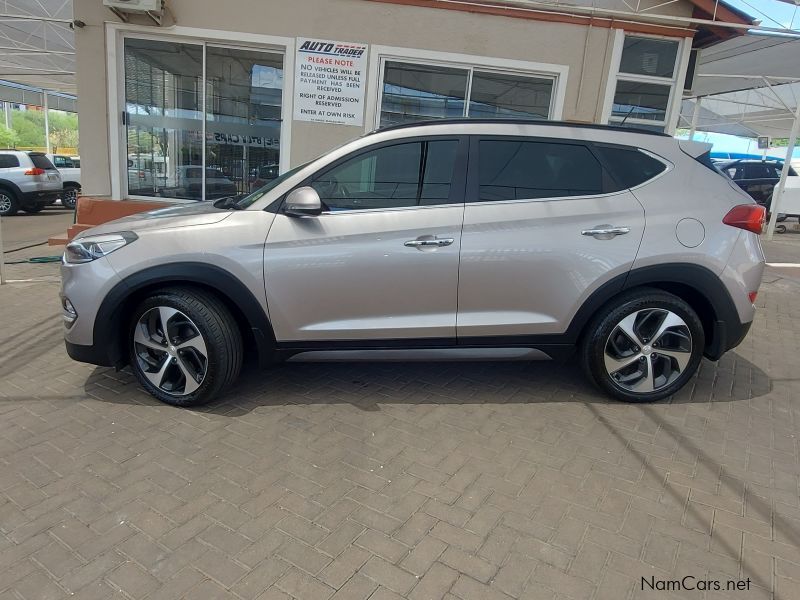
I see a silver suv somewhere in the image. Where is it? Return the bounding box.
[61,120,765,407]
[0,150,63,216]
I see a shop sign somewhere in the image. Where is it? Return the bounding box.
[294,38,368,126]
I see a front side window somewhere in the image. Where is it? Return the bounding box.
[477,140,603,201]
[379,60,556,127]
[311,140,459,211]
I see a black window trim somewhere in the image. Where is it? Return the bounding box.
[590,141,672,192]
[466,134,626,204]
[279,135,470,215]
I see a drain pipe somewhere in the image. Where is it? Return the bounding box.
[0,214,6,284]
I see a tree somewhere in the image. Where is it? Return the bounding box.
[0,125,18,148]
[49,128,80,153]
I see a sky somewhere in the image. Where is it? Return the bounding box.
[685,0,799,156]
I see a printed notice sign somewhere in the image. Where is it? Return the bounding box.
[294,38,368,126]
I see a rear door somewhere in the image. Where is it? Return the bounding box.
[457,137,648,340]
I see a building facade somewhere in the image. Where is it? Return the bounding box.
[73,0,749,202]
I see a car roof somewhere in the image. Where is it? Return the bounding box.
[371,118,671,138]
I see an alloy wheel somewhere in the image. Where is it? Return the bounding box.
[603,308,693,394]
[63,188,78,209]
[0,193,11,213]
[133,306,208,396]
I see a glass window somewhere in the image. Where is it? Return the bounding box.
[468,71,553,120]
[595,146,666,189]
[619,37,679,78]
[54,156,74,168]
[380,62,469,127]
[206,45,283,197]
[29,154,55,170]
[0,155,20,168]
[379,61,556,127]
[611,81,671,123]
[123,38,284,201]
[124,38,203,200]
[311,140,459,211]
[743,163,776,179]
[477,140,603,201]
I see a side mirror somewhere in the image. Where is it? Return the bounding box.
[284,186,322,217]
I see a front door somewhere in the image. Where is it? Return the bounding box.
[264,137,467,342]
[457,137,647,339]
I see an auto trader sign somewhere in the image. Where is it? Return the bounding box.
[294,38,368,126]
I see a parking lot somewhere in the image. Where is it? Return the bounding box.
[1,212,799,600]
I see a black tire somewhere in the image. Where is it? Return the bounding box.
[128,287,243,407]
[580,288,704,403]
[0,188,19,216]
[23,204,45,214]
[62,186,79,210]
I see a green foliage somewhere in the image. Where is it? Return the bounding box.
[0,125,18,148]
[10,108,79,149]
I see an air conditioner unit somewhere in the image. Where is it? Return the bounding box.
[103,0,162,13]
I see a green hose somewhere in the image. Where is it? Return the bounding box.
[5,256,62,265]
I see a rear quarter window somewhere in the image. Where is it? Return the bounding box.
[594,145,667,189]
[28,153,56,170]
[0,155,20,168]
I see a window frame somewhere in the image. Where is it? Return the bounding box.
[282,135,470,215]
[108,24,295,203]
[601,31,691,134]
[365,45,569,132]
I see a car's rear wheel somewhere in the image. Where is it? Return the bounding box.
[128,288,243,407]
[62,186,79,210]
[580,289,704,402]
[0,189,18,216]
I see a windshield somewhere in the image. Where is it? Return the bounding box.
[235,162,310,209]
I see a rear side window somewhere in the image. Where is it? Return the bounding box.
[53,156,74,168]
[477,140,603,201]
[0,155,20,168]
[595,146,667,189]
[29,153,55,170]
[743,163,775,179]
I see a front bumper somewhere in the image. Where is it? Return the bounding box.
[65,340,114,367]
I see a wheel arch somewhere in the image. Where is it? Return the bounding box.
[62,181,81,189]
[572,263,740,360]
[94,262,276,369]
[0,179,22,197]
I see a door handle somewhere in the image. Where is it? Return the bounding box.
[404,237,455,248]
[581,225,631,239]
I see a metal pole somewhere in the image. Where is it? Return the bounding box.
[765,102,800,240]
[3,101,10,130]
[43,94,50,153]
[689,97,702,140]
[0,214,6,285]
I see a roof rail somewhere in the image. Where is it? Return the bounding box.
[371,118,671,137]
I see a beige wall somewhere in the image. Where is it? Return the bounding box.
[74,0,691,197]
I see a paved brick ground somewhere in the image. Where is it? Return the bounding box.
[0,237,799,600]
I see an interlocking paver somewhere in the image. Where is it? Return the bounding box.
[1,235,800,599]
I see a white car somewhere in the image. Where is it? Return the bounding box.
[48,154,81,209]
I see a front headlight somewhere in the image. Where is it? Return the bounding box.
[64,232,138,264]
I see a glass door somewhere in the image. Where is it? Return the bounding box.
[123,37,284,201]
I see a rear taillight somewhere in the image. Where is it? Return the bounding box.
[748,291,758,304]
[24,167,46,176]
[138,171,146,179]
[723,204,766,234]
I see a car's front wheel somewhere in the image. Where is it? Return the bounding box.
[580,289,704,402]
[128,288,243,407]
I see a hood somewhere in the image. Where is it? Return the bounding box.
[76,201,234,238]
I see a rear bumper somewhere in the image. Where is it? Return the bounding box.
[705,319,752,361]
[20,190,61,205]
